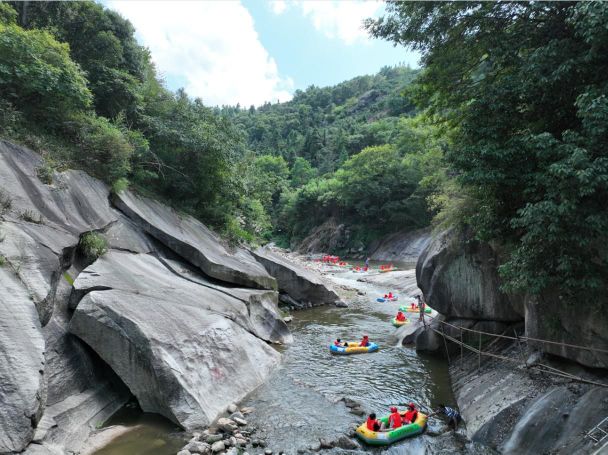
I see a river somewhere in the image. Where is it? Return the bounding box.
[93,260,495,455]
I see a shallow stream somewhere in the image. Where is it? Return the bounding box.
[93,261,494,455]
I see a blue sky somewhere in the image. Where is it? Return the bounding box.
[104,1,419,106]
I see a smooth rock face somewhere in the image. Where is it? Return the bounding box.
[0,268,46,453]
[367,227,432,263]
[416,230,523,321]
[68,251,282,429]
[525,291,608,369]
[253,247,341,306]
[113,190,275,290]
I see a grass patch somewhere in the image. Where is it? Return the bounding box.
[63,271,74,285]
[19,209,44,224]
[79,232,107,260]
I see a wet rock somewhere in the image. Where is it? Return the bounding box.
[227,404,239,414]
[226,448,238,455]
[211,440,225,453]
[206,434,224,444]
[184,441,211,454]
[229,411,244,420]
[349,406,366,416]
[252,439,266,447]
[114,190,276,290]
[335,436,360,450]
[233,417,248,426]
[253,247,342,306]
[283,316,293,323]
[341,398,360,408]
[318,438,333,449]
[264,449,273,455]
[177,450,192,455]
[217,418,238,433]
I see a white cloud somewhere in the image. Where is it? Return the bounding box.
[106,1,293,106]
[270,0,287,15]
[270,0,383,45]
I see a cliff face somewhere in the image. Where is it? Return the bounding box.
[415,228,608,454]
[0,140,336,454]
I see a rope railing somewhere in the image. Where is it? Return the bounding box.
[424,314,608,355]
[421,313,608,389]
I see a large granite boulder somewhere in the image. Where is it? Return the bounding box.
[525,291,608,369]
[416,230,523,321]
[68,251,285,429]
[252,247,342,306]
[113,190,275,290]
[0,268,46,453]
[367,227,432,263]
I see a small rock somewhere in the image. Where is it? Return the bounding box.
[264,450,273,455]
[357,290,365,296]
[350,406,366,416]
[341,398,360,408]
[229,436,237,447]
[211,441,226,453]
[283,316,293,323]
[184,441,210,454]
[217,418,237,433]
[234,417,248,426]
[177,450,191,455]
[252,439,265,448]
[229,411,244,420]
[192,432,202,439]
[319,438,333,449]
[236,437,248,446]
[335,436,360,450]
[206,434,224,444]
[227,403,239,414]
[226,448,238,455]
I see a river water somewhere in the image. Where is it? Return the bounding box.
[93,261,495,455]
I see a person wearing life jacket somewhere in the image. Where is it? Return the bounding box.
[396,311,406,322]
[334,338,342,346]
[402,403,418,424]
[429,404,463,431]
[388,406,403,429]
[359,335,370,347]
[366,413,378,431]
[388,292,394,299]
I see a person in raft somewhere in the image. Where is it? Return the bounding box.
[388,292,394,299]
[334,338,342,346]
[366,413,378,430]
[429,404,462,431]
[396,311,406,322]
[401,403,418,424]
[359,335,370,347]
[388,406,403,429]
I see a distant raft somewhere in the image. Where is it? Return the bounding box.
[376,296,398,303]
[400,304,432,314]
[392,318,409,327]
[356,412,427,446]
[330,342,379,355]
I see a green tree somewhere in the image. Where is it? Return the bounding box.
[366,1,608,295]
[291,157,317,187]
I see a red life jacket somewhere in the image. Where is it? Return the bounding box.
[360,338,369,347]
[389,412,402,429]
[334,341,341,346]
[366,417,377,430]
[396,313,405,321]
[404,410,417,423]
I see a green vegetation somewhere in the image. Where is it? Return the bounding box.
[79,232,107,261]
[366,1,608,297]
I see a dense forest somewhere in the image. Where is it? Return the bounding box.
[1,1,606,299]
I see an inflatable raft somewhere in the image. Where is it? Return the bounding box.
[330,342,379,355]
[376,296,398,303]
[356,412,427,446]
[400,304,432,314]
[392,318,409,327]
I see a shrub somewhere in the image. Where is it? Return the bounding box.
[0,254,5,267]
[111,177,129,195]
[79,232,107,260]
[0,190,12,213]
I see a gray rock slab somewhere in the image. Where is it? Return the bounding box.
[113,190,275,289]
[253,246,341,306]
[416,230,523,321]
[68,252,282,430]
[367,227,431,263]
[0,268,46,453]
